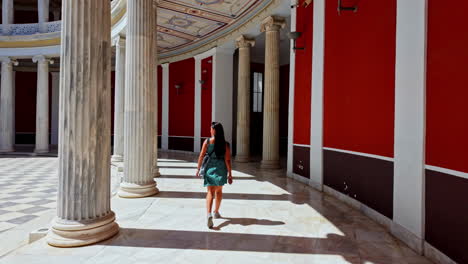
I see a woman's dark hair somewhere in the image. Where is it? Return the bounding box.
[211,122,226,157]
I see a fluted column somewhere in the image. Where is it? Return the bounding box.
[38,0,50,33]
[33,55,53,153]
[2,0,14,35]
[152,1,160,178]
[111,35,126,163]
[260,16,286,169]
[46,0,119,247]
[0,57,18,153]
[50,72,60,145]
[119,0,159,198]
[235,36,255,163]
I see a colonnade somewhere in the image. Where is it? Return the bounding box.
[1,0,53,35]
[235,16,286,169]
[45,0,160,247]
[0,55,56,154]
[0,7,286,247]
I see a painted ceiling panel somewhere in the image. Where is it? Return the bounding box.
[157,0,262,54]
[166,0,258,18]
[157,32,191,51]
[158,8,224,38]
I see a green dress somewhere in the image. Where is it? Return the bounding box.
[203,143,228,187]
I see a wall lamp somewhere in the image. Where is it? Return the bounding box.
[175,83,182,94]
[199,79,207,90]
[337,0,358,15]
[291,0,312,8]
[287,31,305,51]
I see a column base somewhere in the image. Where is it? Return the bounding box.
[47,211,119,248]
[260,160,281,169]
[111,154,124,163]
[118,181,159,198]
[0,148,14,153]
[34,148,49,154]
[153,168,161,178]
[235,155,250,163]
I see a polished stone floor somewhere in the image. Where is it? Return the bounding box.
[0,152,432,264]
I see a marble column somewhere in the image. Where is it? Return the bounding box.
[119,0,159,198]
[0,57,18,153]
[152,1,160,178]
[2,0,14,35]
[111,35,125,163]
[50,72,59,145]
[235,36,255,163]
[161,63,169,150]
[260,16,286,169]
[46,0,119,247]
[33,55,53,153]
[38,0,50,33]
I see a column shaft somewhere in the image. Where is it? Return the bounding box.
[38,0,50,33]
[2,0,14,35]
[120,0,159,198]
[236,36,255,162]
[112,36,125,162]
[152,2,160,178]
[161,63,169,150]
[51,72,60,145]
[0,57,17,152]
[33,55,53,153]
[260,17,285,169]
[47,0,118,247]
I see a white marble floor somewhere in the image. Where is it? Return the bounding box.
[0,153,433,264]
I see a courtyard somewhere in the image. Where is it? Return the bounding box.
[0,153,432,264]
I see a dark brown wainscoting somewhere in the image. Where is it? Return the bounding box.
[293,145,310,179]
[426,169,468,264]
[168,137,194,152]
[158,136,162,149]
[323,149,394,219]
[200,137,210,150]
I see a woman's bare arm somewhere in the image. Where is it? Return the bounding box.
[196,140,208,177]
[224,144,232,182]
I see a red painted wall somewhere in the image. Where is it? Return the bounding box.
[157,66,162,136]
[169,58,195,137]
[426,0,468,173]
[201,57,213,138]
[323,0,396,157]
[293,0,313,145]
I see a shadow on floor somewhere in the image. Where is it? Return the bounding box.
[211,217,285,231]
[157,175,253,180]
[102,228,358,258]
[157,191,292,202]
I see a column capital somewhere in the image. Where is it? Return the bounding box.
[0,57,18,66]
[260,16,287,33]
[236,35,255,49]
[32,55,54,65]
[161,63,169,69]
[112,35,126,48]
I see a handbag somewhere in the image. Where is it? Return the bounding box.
[199,148,215,178]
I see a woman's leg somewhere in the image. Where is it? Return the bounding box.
[206,186,215,214]
[214,186,223,213]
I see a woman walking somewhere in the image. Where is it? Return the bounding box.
[196,122,233,229]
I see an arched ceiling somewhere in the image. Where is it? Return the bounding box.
[157,0,263,55]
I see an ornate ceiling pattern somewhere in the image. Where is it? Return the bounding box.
[157,0,262,54]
